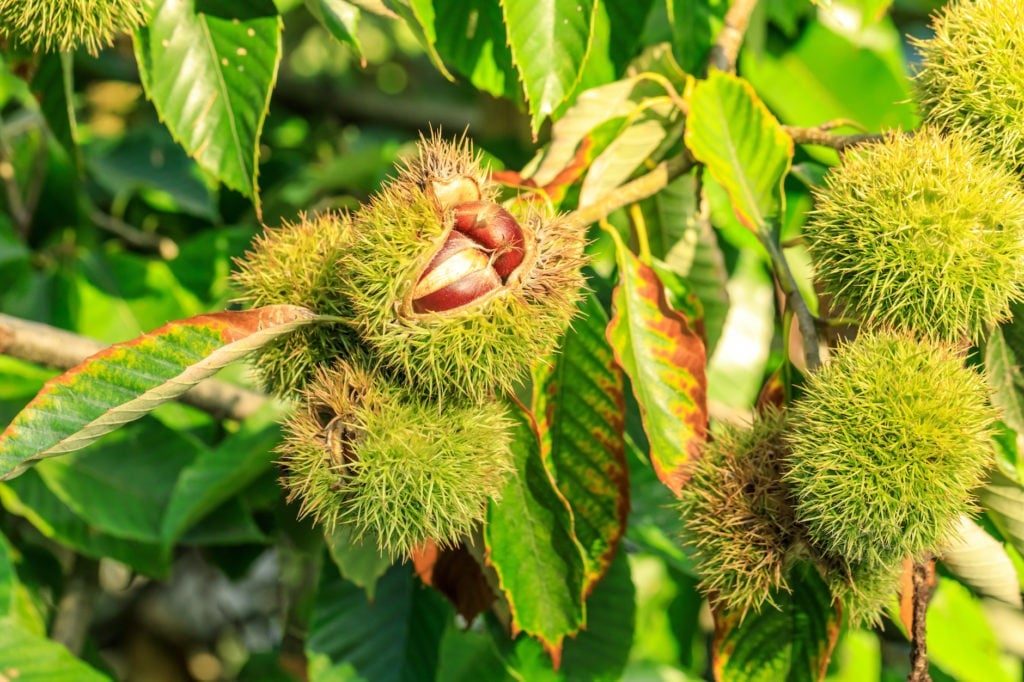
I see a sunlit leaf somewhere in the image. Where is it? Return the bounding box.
[940,514,1022,608]
[685,70,793,236]
[606,228,707,496]
[927,578,1017,682]
[503,0,597,134]
[980,468,1024,560]
[579,114,675,208]
[135,0,282,213]
[0,305,317,478]
[434,0,519,100]
[485,409,586,665]
[533,294,628,592]
[306,0,365,64]
[0,622,110,681]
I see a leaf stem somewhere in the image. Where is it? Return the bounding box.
[762,231,822,371]
[628,204,652,264]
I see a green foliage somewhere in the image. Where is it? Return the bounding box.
[786,331,996,571]
[914,0,1024,175]
[1,0,1023,679]
[805,127,1024,342]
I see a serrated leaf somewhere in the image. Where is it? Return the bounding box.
[161,402,283,543]
[503,0,597,134]
[0,305,317,478]
[713,564,840,682]
[579,116,673,208]
[0,470,170,577]
[306,0,365,64]
[0,621,111,682]
[533,294,628,594]
[307,562,450,682]
[941,514,1022,608]
[434,0,519,101]
[980,469,1024,560]
[985,311,1024,450]
[684,70,793,236]
[325,525,392,600]
[34,419,200,544]
[529,76,658,187]
[134,0,282,213]
[669,0,727,74]
[560,549,636,681]
[386,0,456,81]
[606,228,707,497]
[485,409,586,664]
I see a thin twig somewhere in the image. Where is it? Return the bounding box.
[763,235,822,371]
[0,313,268,422]
[783,125,886,151]
[908,560,933,682]
[89,209,180,260]
[708,0,760,73]
[566,151,696,229]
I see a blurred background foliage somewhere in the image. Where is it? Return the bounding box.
[1,0,1023,680]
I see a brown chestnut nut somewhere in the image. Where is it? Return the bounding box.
[413,267,502,313]
[454,202,526,279]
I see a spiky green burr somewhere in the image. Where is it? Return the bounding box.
[914,0,1024,175]
[231,212,361,397]
[0,0,148,55]
[679,408,799,618]
[340,136,586,402]
[784,331,996,573]
[805,127,1024,342]
[279,360,514,558]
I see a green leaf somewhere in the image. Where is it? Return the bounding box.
[979,469,1024,561]
[485,409,586,663]
[306,0,365,64]
[34,419,199,544]
[0,470,170,577]
[560,549,636,681]
[940,514,1022,608]
[161,402,282,543]
[503,0,597,134]
[0,305,317,478]
[669,0,727,74]
[325,525,393,600]
[134,0,282,213]
[985,312,1024,447]
[533,294,628,593]
[927,578,1016,682]
[385,0,456,81]
[434,0,519,101]
[0,531,16,619]
[713,564,840,681]
[579,113,676,207]
[684,69,793,236]
[0,620,111,681]
[84,124,219,221]
[605,228,707,497]
[307,562,450,682]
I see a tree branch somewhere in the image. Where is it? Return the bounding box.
[908,560,933,682]
[783,125,886,151]
[0,314,268,422]
[708,0,760,73]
